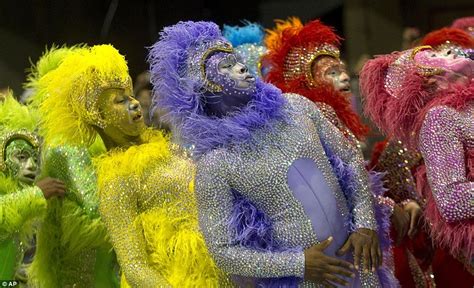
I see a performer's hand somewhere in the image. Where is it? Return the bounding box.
[304,236,355,286]
[391,203,410,245]
[36,177,66,199]
[403,200,422,238]
[337,228,381,272]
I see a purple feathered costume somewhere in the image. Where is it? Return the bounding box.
[149,21,397,287]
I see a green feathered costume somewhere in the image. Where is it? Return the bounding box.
[0,93,46,281]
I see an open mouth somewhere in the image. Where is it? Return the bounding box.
[340,87,351,93]
[23,174,36,181]
[132,112,143,121]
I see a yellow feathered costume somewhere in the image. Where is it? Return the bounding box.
[33,44,227,287]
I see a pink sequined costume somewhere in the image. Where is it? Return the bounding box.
[360,46,474,286]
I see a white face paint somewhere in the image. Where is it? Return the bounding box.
[313,56,352,97]
[217,54,255,89]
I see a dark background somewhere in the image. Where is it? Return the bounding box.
[1,0,473,94]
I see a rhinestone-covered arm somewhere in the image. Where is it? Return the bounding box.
[419,107,474,223]
[195,152,306,278]
[376,141,420,203]
[99,177,170,287]
[286,93,377,230]
[42,146,100,218]
[0,185,45,242]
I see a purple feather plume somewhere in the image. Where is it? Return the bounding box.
[148,21,287,159]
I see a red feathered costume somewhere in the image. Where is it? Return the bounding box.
[263,18,369,144]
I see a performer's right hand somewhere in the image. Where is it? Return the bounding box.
[304,236,355,287]
[36,177,66,199]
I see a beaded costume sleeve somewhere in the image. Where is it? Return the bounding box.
[0,185,45,242]
[375,141,421,203]
[195,151,306,278]
[43,146,101,218]
[286,93,377,230]
[419,106,474,222]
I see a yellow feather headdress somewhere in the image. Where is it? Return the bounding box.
[34,45,131,147]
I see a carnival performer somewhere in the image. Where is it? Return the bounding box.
[24,46,118,287]
[0,93,65,281]
[32,44,226,287]
[360,45,474,287]
[149,20,389,287]
[264,17,369,148]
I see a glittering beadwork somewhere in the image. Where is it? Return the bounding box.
[419,105,474,223]
[186,39,233,93]
[96,132,228,287]
[196,93,379,286]
[283,44,340,87]
[374,141,422,203]
[234,43,267,76]
[316,102,361,150]
[385,46,444,98]
[29,146,114,287]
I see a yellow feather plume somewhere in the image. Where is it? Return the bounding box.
[35,44,130,147]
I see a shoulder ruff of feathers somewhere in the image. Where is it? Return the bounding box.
[94,129,171,185]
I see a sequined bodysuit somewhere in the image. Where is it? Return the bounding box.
[29,146,116,288]
[196,94,379,287]
[97,132,226,288]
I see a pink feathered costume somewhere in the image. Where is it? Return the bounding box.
[360,46,474,287]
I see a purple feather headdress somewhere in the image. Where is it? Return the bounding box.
[148,21,286,159]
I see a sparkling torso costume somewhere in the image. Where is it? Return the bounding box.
[29,144,117,288]
[150,21,386,287]
[96,131,226,287]
[196,93,379,287]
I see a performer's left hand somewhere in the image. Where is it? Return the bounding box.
[337,228,381,272]
[403,200,422,238]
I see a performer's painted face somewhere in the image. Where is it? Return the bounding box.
[416,49,474,77]
[5,139,39,185]
[98,88,146,137]
[312,56,351,98]
[204,52,256,116]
